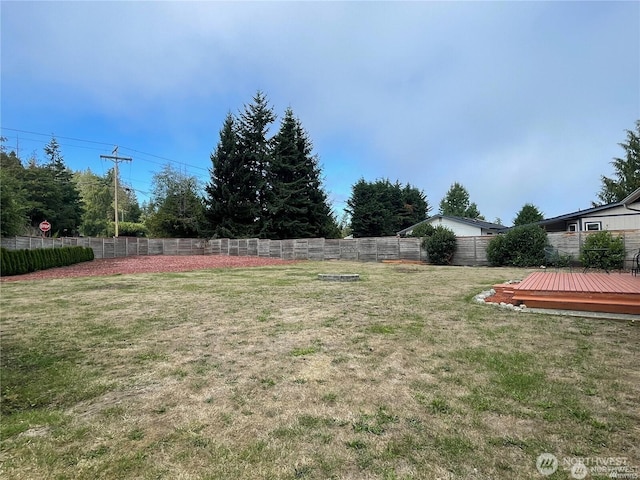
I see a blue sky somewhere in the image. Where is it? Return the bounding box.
[1,1,638,227]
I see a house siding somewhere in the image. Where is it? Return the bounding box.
[429,217,482,236]
[579,204,640,231]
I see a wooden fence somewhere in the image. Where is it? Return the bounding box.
[2,230,640,268]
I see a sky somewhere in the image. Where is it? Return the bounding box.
[1,1,639,228]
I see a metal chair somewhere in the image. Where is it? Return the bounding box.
[632,250,640,276]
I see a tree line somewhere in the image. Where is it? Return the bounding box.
[1,102,638,239]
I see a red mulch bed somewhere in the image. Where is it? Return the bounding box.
[0,255,297,282]
[483,291,516,305]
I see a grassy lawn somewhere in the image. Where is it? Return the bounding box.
[1,261,638,479]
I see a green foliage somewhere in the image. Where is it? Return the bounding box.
[74,168,142,237]
[439,182,483,219]
[107,222,148,237]
[0,246,94,277]
[146,165,205,238]
[486,225,547,267]
[422,226,457,265]
[579,231,625,271]
[544,247,573,269]
[513,203,544,227]
[597,119,640,205]
[206,94,339,239]
[346,178,430,237]
[266,108,339,239]
[0,157,28,236]
[1,142,142,239]
[407,222,436,238]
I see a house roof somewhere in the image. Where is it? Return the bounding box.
[621,187,640,206]
[398,215,506,236]
[537,187,640,226]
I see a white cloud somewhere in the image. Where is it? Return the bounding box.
[2,1,638,224]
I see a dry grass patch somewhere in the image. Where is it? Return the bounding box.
[1,261,638,479]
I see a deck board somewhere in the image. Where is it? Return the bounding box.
[511,272,640,315]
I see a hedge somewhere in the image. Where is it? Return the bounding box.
[0,246,94,277]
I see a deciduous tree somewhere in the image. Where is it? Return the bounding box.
[146,164,205,238]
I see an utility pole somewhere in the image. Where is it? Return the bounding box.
[100,146,132,237]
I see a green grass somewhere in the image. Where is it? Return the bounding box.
[1,261,639,479]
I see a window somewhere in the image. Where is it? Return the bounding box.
[567,223,577,232]
[584,222,601,231]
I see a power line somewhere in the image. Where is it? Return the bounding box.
[1,126,210,174]
[2,126,211,201]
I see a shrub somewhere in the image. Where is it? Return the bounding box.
[408,223,436,238]
[423,226,457,265]
[486,225,547,267]
[0,246,95,277]
[107,221,148,237]
[580,231,624,271]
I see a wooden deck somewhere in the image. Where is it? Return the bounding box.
[497,272,640,315]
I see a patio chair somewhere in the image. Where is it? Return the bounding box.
[632,250,640,276]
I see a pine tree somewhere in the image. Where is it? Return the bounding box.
[42,136,83,235]
[439,182,483,219]
[236,91,276,237]
[513,203,544,226]
[596,120,640,205]
[0,150,28,236]
[267,109,338,239]
[205,113,242,238]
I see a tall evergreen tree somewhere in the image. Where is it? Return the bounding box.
[596,120,640,205]
[439,182,483,219]
[513,203,544,227]
[205,113,241,238]
[399,183,430,228]
[0,149,28,236]
[42,136,83,235]
[236,91,276,237]
[268,108,338,239]
[347,179,428,237]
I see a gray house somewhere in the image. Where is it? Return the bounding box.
[398,215,506,237]
[537,188,640,233]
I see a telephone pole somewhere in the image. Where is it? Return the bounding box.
[100,146,132,237]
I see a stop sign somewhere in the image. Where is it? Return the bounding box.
[39,220,51,233]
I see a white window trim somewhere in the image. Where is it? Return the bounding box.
[584,222,601,231]
[567,223,578,232]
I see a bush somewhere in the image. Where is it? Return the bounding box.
[580,231,624,271]
[107,221,148,237]
[0,246,94,277]
[408,223,436,238]
[422,226,457,265]
[487,225,547,267]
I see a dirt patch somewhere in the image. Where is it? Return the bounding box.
[484,290,516,305]
[0,255,296,282]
